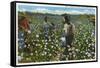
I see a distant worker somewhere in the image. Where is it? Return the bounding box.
[19,16,31,34]
[18,15,32,53]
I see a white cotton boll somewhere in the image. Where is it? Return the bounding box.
[36,34,39,38]
[35,51,37,53]
[49,39,51,42]
[44,47,47,50]
[42,51,47,55]
[86,39,88,43]
[75,49,79,52]
[56,44,58,47]
[60,37,66,42]
[44,52,47,55]
[91,31,95,36]
[51,42,54,44]
[45,42,48,45]
[28,44,30,47]
[68,48,71,51]
[88,44,91,47]
[40,45,43,48]
[91,52,95,54]
[67,45,70,48]
[30,53,33,56]
[33,42,35,45]
[41,53,44,56]
[69,53,72,55]
[92,47,95,50]
[51,46,54,48]
[28,30,31,34]
[72,47,75,50]
[85,52,88,55]
[36,44,38,46]
[42,40,44,42]
[49,54,52,56]
[56,40,58,43]
[87,53,91,57]
[91,43,95,47]
[26,58,31,61]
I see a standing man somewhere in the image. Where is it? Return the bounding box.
[61,14,75,60]
[43,16,50,40]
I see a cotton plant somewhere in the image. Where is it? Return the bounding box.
[18,13,95,62]
[73,22,95,60]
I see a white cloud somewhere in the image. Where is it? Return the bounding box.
[34,8,49,12]
[67,10,85,14]
[32,8,95,15]
[32,8,52,14]
[54,10,67,15]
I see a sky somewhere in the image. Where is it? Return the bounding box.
[17,3,96,15]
